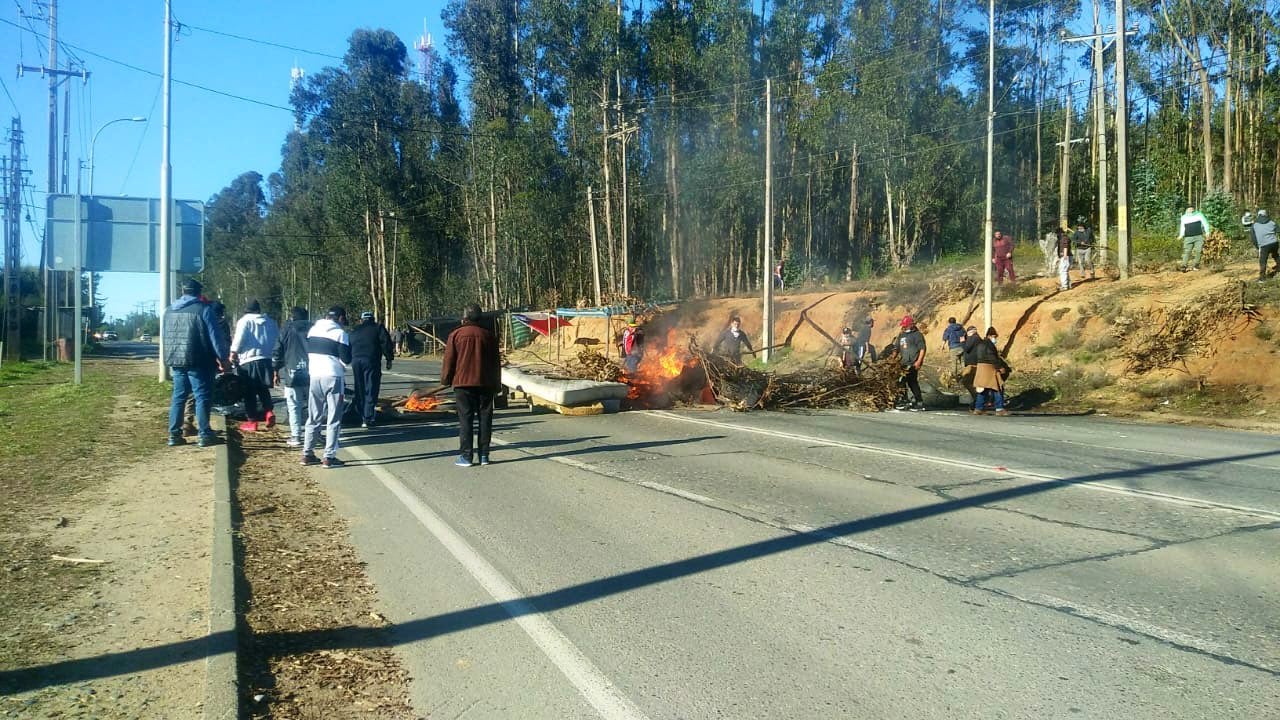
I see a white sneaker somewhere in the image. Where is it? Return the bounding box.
[286,437,301,447]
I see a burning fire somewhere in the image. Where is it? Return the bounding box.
[624,329,712,406]
[404,394,442,412]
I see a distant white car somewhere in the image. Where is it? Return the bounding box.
[140,333,152,342]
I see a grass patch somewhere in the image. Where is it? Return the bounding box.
[1029,329,1082,358]
[1135,375,1198,399]
[1255,323,1274,342]
[0,361,167,523]
[1088,284,1145,324]
[1243,280,1280,309]
[995,282,1042,300]
[1051,307,1071,321]
[1083,333,1121,352]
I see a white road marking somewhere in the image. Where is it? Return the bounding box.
[345,445,651,720]
[647,411,1280,521]
[995,590,1227,656]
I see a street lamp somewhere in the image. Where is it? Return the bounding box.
[89,116,146,194]
[72,116,146,385]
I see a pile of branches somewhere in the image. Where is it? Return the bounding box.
[568,348,625,382]
[1120,281,1259,373]
[691,339,902,411]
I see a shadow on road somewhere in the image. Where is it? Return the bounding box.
[4,447,1278,694]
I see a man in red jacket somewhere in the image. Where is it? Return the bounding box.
[993,231,1016,284]
[442,303,502,467]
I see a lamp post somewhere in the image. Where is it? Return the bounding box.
[71,116,146,385]
[89,116,146,194]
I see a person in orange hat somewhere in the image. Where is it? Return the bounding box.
[895,315,927,410]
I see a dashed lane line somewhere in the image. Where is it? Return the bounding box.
[646,411,1280,522]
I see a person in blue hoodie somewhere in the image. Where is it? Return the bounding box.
[163,278,230,447]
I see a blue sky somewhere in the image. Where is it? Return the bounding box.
[2,0,449,319]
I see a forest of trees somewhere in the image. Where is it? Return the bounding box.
[201,0,1280,323]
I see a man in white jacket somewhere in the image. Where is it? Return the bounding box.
[1177,205,1211,271]
[302,306,352,468]
[231,300,280,431]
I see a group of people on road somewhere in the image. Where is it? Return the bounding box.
[163,283,502,470]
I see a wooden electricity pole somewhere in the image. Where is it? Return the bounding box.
[1115,0,1132,279]
[762,78,774,364]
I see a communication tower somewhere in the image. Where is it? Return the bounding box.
[414,21,434,80]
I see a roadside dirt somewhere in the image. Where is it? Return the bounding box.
[516,259,1280,424]
[0,359,213,719]
[234,426,416,719]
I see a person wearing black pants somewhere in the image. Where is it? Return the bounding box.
[894,315,927,411]
[442,304,501,467]
[349,311,394,428]
[454,387,494,464]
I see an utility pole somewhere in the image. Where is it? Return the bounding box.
[1092,3,1108,269]
[608,120,638,299]
[762,78,774,364]
[982,0,995,332]
[1058,90,1073,231]
[2,118,24,362]
[1062,22,1136,271]
[1114,0,1132,279]
[586,186,602,306]
[158,0,173,381]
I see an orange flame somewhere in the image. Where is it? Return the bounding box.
[624,329,707,406]
[404,395,442,412]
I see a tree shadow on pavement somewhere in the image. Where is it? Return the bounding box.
[4,448,1279,694]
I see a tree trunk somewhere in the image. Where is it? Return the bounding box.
[600,79,616,295]
[1224,26,1234,195]
[847,144,858,280]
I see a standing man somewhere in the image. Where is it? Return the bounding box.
[164,278,230,448]
[838,326,856,369]
[712,315,756,364]
[895,315,927,411]
[1055,227,1073,291]
[1072,218,1095,279]
[302,306,351,469]
[1247,209,1278,283]
[442,304,501,468]
[940,316,965,375]
[272,307,311,447]
[993,231,1016,284]
[350,311,395,428]
[853,317,876,374]
[231,300,280,432]
[1178,205,1211,272]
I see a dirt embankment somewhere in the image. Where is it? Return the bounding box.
[515,261,1279,423]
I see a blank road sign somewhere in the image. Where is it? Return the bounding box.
[46,194,204,273]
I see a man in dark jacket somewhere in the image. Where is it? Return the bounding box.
[1072,218,1095,279]
[442,304,501,467]
[1247,209,1279,282]
[272,307,311,447]
[164,278,230,447]
[941,316,965,375]
[712,316,756,364]
[895,315,927,411]
[350,311,395,428]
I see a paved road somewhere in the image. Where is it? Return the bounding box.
[316,356,1278,719]
[87,340,158,360]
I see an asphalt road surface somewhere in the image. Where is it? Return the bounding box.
[318,356,1277,719]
